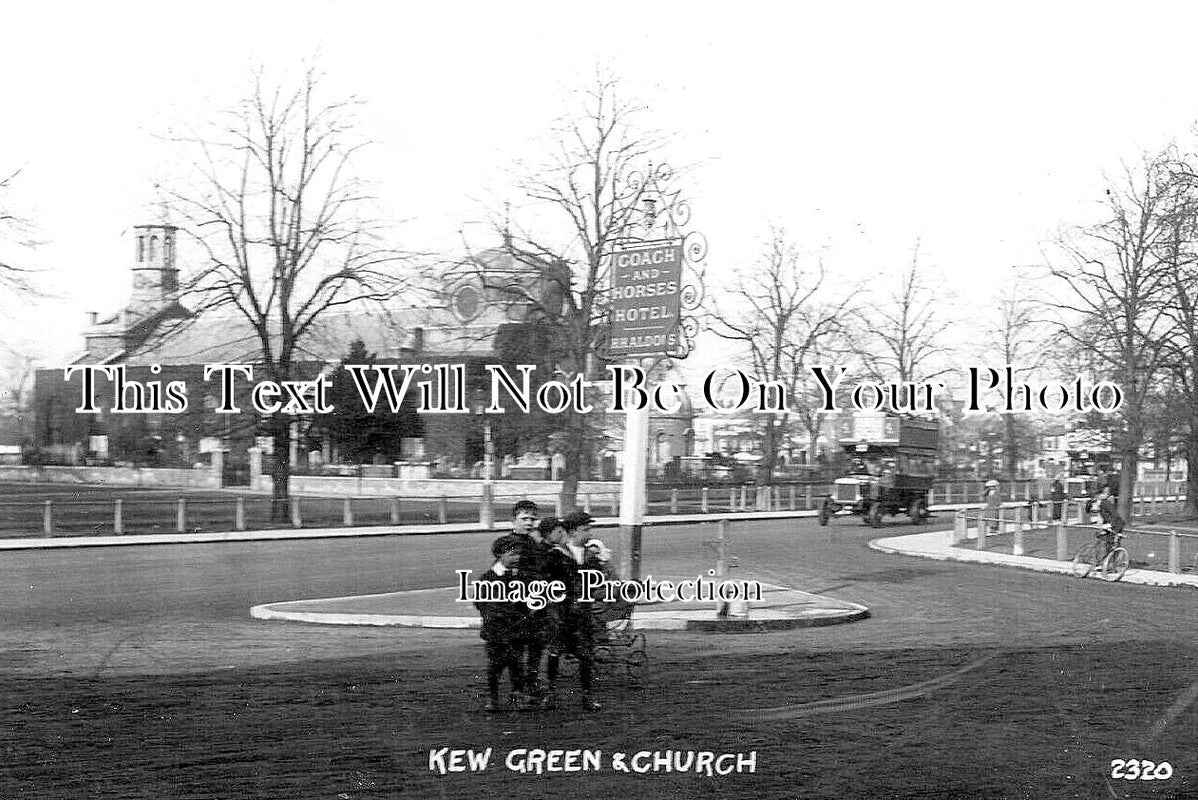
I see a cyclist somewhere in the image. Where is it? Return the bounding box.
[1094,484,1125,558]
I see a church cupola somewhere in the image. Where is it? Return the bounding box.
[130,223,179,305]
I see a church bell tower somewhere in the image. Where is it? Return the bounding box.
[130,223,179,306]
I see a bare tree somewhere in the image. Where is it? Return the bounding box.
[161,67,412,517]
[0,166,41,295]
[708,226,853,481]
[1155,150,1198,513]
[486,73,676,510]
[1048,153,1175,518]
[985,270,1051,477]
[848,241,955,391]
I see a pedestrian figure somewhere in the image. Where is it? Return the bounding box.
[1050,479,1064,522]
[541,510,602,712]
[476,539,537,713]
[487,501,547,704]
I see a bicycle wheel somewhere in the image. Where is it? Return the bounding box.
[1100,547,1130,582]
[1072,542,1100,578]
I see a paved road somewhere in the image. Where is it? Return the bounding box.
[3,515,1197,799]
[4,512,1198,669]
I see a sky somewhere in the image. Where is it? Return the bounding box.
[4,1,1198,392]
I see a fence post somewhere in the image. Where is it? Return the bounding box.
[114,499,124,535]
[701,487,709,514]
[789,485,796,511]
[343,498,354,527]
[290,496,302,528]
[1170,531,1181,574]
[235,496,246,531]
[390,497,400,525]
[740,485,748,511]
[670,489,679,515]
[976,510,987,551]
[583,493,592,514]
[176,498,186,533]
[439,496,449,524]
[611,494,618,517]
[952,509,966,544]
[43,500,52,535]
[1056,519,1067,561]
[729,488,736,512]
[805,485,813,510]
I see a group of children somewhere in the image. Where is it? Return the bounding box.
[475,500,616,713]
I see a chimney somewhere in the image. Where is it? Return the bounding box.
[87,311,99,326]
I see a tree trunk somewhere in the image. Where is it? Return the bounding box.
[1118,446,1139,524]
[758,419,778,484]
[270,417,291,522]
[1002,414,1019,478]
[1186,427,1198,516]
[557,412,585,514]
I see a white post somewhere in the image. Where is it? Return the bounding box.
[618,401,650,581]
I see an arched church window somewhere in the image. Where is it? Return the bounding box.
[137,237,145,262]
[163,235,173,265]
[148,236,158,261]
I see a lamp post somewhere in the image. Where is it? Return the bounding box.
[475,397,495,529]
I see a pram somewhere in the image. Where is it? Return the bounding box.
[589,595,647,681]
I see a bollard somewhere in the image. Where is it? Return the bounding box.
[390,497,400,525]
[952,510,966,544]
[729,488,736,512]
[611,494,618,517]
[114,499,124,535]
[343,498,354,527]
[439,496,449,525]
[714,518,730,618]
[1012,510,1024,556]
[176,498,186,533]
[701,487,709,514]
[235,496,246,531]
[805,485,813,510]
[790,485,796,511]
[1056,520,1068,561]
[670,489,678,515]
[553,494,563,517]
[43,500,52,535]
[740,485,748,511]
[714,519,747,618]
[1170,531,1181,574]
[583,492,591,514]
[976,511,987,551]
[290,496,302,528]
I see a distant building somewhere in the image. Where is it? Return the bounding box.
[33,227,566,480]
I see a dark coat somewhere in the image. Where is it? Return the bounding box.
[474,566,547,644]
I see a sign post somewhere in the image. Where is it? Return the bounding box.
[604,165,705,583]
[617,387,650,581]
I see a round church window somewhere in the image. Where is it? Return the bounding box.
[452,284,481,321]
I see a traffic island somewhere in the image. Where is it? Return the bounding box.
[250,579,870,633]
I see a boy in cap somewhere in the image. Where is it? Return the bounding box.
[541,510,601,711]
[475,537,532,712]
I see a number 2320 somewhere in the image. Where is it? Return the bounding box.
[1110,759,1173,780]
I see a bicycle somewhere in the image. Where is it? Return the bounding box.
[1071,529,1130,581]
